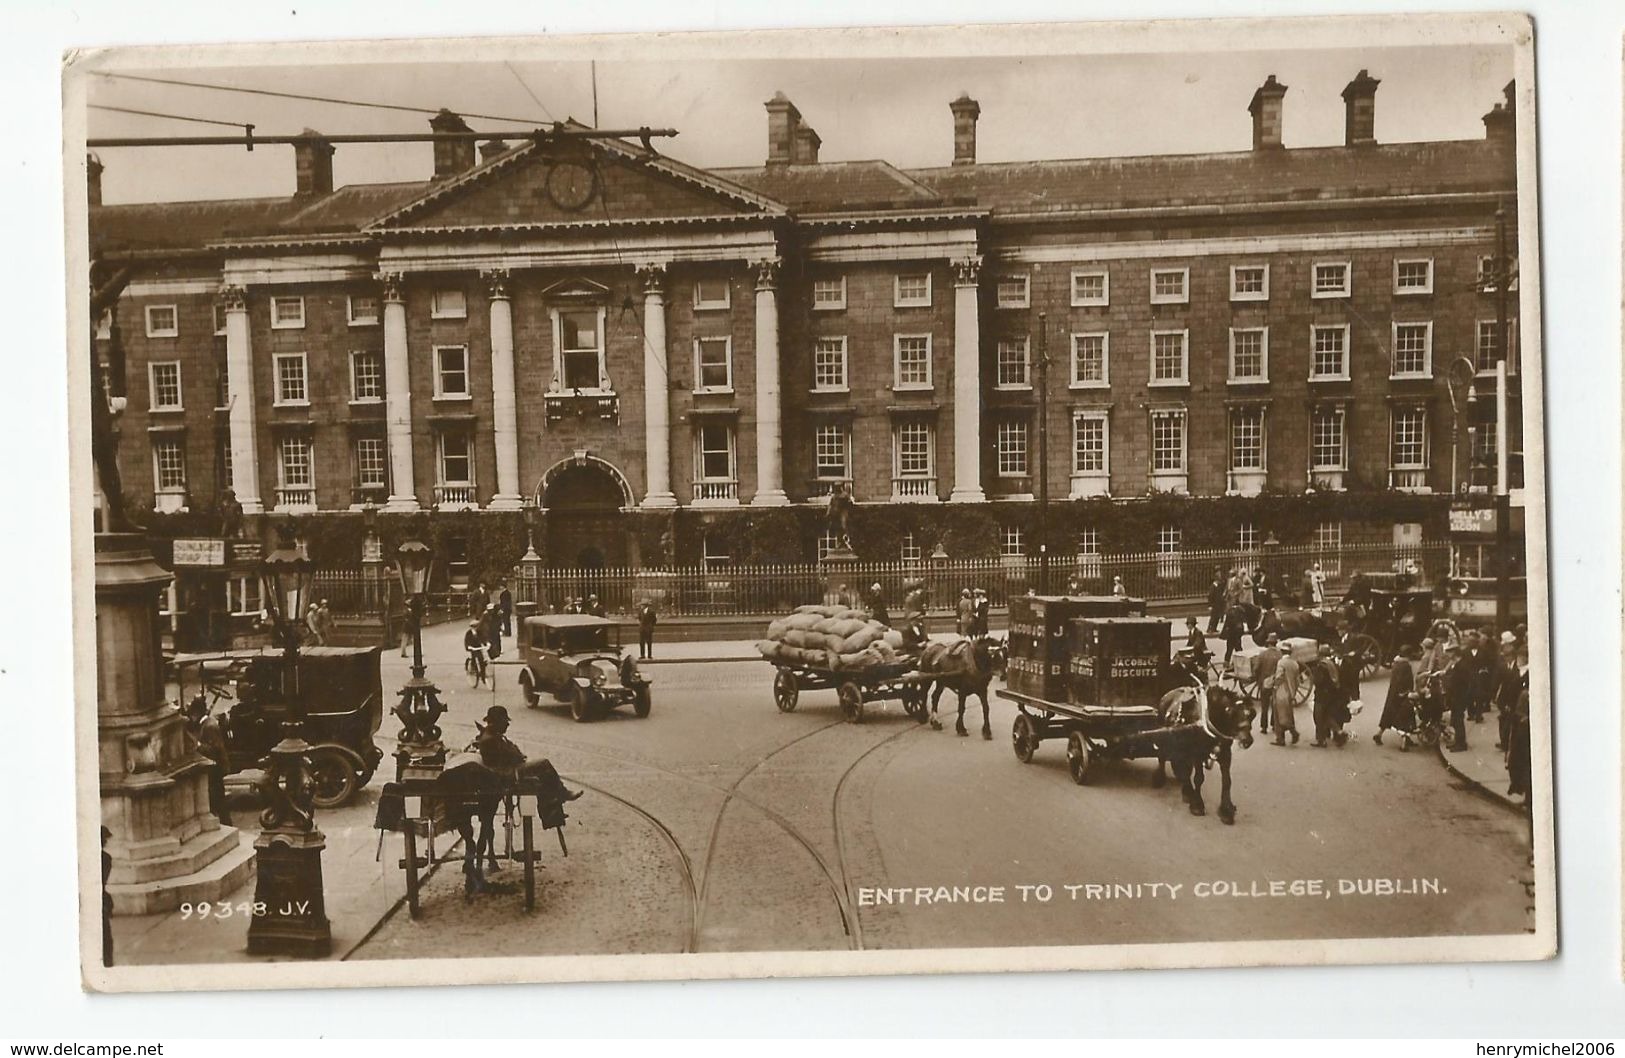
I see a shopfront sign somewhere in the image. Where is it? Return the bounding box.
[172,538,227,567]
[1448,507,1498,535]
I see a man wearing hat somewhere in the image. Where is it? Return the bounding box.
[1309,644,1350,748]
[1268,633,1299,746]
[1443,641,1473,752]
[471,705,583,804]
[1253,631,1282,735]
[586,594,606,618]
[464,619,489,685]
[1494,630,1521,750]
[865,581,890,626]
[970,588,990,638]
[955,588,974,636]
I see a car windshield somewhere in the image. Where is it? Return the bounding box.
[561,625,614,653]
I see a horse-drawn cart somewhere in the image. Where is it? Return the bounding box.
[1000,615,1179,784]
[770,658,929,723]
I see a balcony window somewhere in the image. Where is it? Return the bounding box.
[1310,405,1347,480]
[1228,327,1268,383]
[145,304,178,338]
[431,288,467,319]
[1151,409,1186,478]
[693,424,738,503]
[694,337,733,392]
[1149,330,1188,386]
[995,337,1030,389]
[437,432,476,508]
[892,421,935,498]
[1149,267,1189,305]
[148,361,183,411]
[270,296,306,330]
[1391,322,1432,379]
[1312,262,1351,298]
[1394,258,1433,295]
[1070,332,1109,388]
[152,438,187,511]
[1310,325,1350,381]
[434,345,471,399]
[350,350,383,402]
[813,337,848,391]
[276,436,315,510]
[354,436,387,495]
[1390,406,1430,490]
[893,334,932,390]
[1230,264,1269,301]
[553,307,608,392]
[812,276,846,311]
[894,273,932,308]
[1070,269,1109,307]
[1230,407,1265,472]
[273,353,309,406]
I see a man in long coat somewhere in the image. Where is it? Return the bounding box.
[955,589,974,636]
[1270,639,1300,746]
[1375,642,1421,747]
[1310,645,1350,747]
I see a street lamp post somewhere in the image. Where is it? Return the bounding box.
[1035,312,1051,596]
[391,539,447,782]
[245,522,331,958]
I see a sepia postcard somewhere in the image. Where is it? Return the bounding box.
[66,13,1555,993]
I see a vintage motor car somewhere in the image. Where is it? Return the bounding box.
[172,645,386,808]
[516,613,653,721]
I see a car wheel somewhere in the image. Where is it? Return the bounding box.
[308,747,360,808]
[566,685,593,723]
[519,672,540,708]
[633,685,652,718]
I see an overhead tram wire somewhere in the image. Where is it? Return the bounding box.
[91,70,545,127]
[88,104,251,131]
[504,62,560,126]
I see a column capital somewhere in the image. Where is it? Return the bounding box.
[951,255,984,288]
[217,284,247,313]
[753,257,783,292]
[376,271,405,303]
[636,262,668,298]
[481,268,511,301]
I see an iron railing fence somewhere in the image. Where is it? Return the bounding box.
[415,542,1447,620]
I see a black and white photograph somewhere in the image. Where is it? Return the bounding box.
[64,13,1555,993]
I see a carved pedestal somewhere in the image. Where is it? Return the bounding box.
[97,533,255,915]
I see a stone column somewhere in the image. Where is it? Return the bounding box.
[98,534,254,915]
[638,263,676,508]
[751,257,789,506]
[484,269,522,509]
[949,256,986,502]
[379,272,418,511]
[219,285,263,514]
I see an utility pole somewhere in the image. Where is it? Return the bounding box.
[1493,204,1513,631]
[1036,313,1050,596]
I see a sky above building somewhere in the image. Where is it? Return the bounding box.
[86,43,1514,205]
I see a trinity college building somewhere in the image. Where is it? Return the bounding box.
[90,72,1523,573]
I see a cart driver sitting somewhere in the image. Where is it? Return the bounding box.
[470,705,583,805]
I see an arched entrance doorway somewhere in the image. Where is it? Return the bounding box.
[538,453,634,571]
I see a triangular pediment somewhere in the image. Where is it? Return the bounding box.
[369,136,786,231]
[540,277,611,300]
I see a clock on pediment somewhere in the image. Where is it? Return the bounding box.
[545,160,599,212]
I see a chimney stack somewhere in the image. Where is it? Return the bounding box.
[764,91,801,167]
[292,129,335,198]
[86,152,103,207]
[1341,69,1380,146]
[479,138,511,164]
[950,93,981,166]
[1248,74,1288,150]
[792,124,821,165]
[1482,80,1515,147]
[430,109,476,181]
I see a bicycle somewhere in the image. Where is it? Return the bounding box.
[465,645,491,689]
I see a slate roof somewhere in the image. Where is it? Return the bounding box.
[905,139,1514,215]
[90,136,1514,254]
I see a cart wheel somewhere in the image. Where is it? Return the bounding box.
[901,685,928,722]
[773,669,799,713]
[1012,713,1038,764]
[1348,634,1383,680]
[1065,731,1093,786]
[1294,678,1314,706]
[308,747,360,808]
[633,685,652,718]
[838,681,864,724]
[519,672,540,708]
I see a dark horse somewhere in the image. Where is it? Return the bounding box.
[920,636,1007,739]
[1151,682,1256,825]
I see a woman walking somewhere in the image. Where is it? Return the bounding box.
[1374,643,1422,748]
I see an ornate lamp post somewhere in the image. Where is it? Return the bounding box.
[246,522,331,958]
[391,538,447,781]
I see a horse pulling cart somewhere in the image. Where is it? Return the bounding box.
[771,658,929,723]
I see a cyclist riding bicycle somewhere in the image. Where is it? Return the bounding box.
[464,620,490,684]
